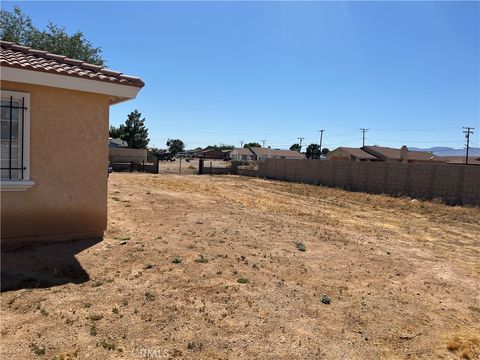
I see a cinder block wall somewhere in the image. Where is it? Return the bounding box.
[257,159,480,205]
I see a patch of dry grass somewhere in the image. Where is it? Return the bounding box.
[2,173,479,359]
[147,174,480,250]
[446,332,480,359]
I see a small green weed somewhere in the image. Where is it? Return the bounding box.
[89,314,103,321]
[295,242,306,252]
[145,292,155,301]
[172,256,182,264]
[29,343,45,356]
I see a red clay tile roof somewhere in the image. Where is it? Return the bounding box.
[0,41,144,88]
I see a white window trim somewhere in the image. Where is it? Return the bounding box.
[0,90,34,192]
[1,180,35,191]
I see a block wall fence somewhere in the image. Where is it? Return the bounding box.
[255,159,480,205]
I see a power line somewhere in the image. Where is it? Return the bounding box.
[463,126,474,165]
[370,127,459,132]
[367,138,463,144]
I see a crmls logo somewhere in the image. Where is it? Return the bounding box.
[132,347,179,359]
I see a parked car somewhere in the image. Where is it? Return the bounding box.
[108,161,113,177]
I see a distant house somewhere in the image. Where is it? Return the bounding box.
[155,150,175,161]
[109,137,128,148]
[177,149,203,158]
[250,147,306,161]
[230,147,305,161]
[202,149,224,159]
[436,156,480,166]
[362,146,435,163]
[222,149,232,160]
[327,146,437,163]
[230,148,256,161]
[1,41,144,242]
[326,147,378,162]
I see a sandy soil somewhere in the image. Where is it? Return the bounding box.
[1,173,479,359]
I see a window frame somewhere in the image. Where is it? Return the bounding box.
[0,90,34,191]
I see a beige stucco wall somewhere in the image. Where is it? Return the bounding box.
[1,80,110,241]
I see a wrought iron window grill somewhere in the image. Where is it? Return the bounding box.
[0,96,27,180]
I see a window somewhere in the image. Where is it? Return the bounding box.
[0,90,33,191]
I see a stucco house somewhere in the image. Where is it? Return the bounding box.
[230,147,305,161]
[361,146,435,163]
[327,146,438,163]
[326,147,379,162]
[202,148,225,159]
[1,41,144,243]
[230,147,256,161]
[249,147,306,161]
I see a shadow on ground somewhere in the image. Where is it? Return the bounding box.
[1,237,101,292]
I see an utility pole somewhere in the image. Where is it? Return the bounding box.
[318,129,324,153]
[298,137,304,152]
[261,139,267,148]
[463,127,474,165]
[240,140,244,148]
[360,128,369,147]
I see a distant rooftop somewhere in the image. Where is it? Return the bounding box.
[362,146,434,161]
[109,138,128,148]
[333,147,378,160]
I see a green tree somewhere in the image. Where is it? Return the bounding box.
[166,139,185,155]
[0,6,33,44]
[1,6,104,65]
[290,143,301,152]
[306,144,321,159]
[204,144,234,151]
[243,142,261,148]
[109,125,123,139]
[321,148,330,155]
[110,110,149,149]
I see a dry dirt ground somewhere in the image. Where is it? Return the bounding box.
[1,173,480,360]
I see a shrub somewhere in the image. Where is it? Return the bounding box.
[295,242,306,252]
[145,292,155,301]
[172,256,182,264]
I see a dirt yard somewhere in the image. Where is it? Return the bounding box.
[1,173,479,359]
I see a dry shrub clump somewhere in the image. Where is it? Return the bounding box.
[446,332,480,359]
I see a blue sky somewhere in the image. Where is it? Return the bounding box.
[3,1,479,150]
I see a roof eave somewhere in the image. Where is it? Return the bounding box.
[1,66,142,103]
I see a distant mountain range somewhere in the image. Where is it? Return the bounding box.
[409,147,480,157]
